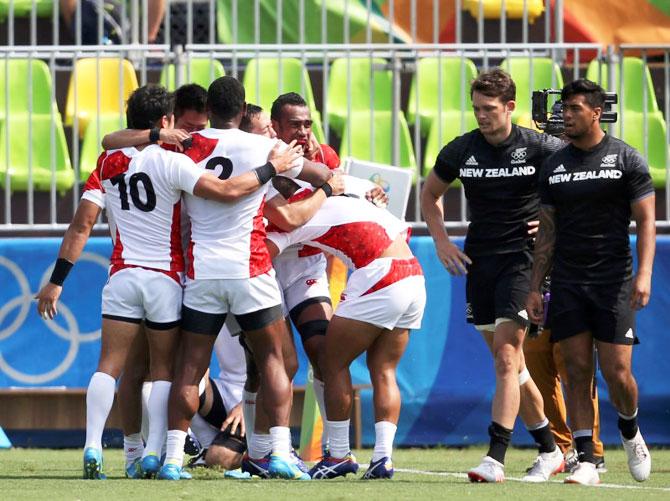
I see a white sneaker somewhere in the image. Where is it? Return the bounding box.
[522,447,565,482]
[622,430,651,482]
[468,456,505,483]
[565,461,600,485]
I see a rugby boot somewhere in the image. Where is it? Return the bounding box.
[309,452,359,479]
[361,456,394,479]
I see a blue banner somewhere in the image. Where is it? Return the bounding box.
[1,236,669,445]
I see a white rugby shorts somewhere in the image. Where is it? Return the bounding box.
[182,269,282,316]
[335,257,426,330]
[101,267,182,325]
[274,253,331,314]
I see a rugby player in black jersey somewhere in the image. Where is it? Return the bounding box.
[421,69,565,483]
[527,79,655,485]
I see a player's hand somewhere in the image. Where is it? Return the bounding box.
[365,186,389,208]
[630,270,652,310]
[159,128,191,151]
[326,173,345,196]
[526,290,544,324]
[221,402,245,437]
[527,220,539,237]
[35,283,63,320]
[268,140,302,174]
[303,134,320,161]
[436,240,471,276]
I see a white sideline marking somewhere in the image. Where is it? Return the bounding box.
[395,468,670,492]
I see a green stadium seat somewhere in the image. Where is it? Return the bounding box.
[0,0,52,21]
[79,114,126,182]
[339,111,417,180]
[500,57,564,128]
[616,112,668,189]
[65,58,138,138]
[159,58,225,91]
[407,57,478,137]
[327,58,393,135]
[423,112,479,178]
[243,57,324,142]
[0,58,57,119]
[0,115,74,192]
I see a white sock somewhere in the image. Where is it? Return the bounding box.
[190,413,218,449]
[248,432,272,459]
[164,429,187,467]
[242,390,257,441]
[269,426,292,458]
[312,378,329,449]
[142,380,171,459]
[326,419,350,459]
[140,381,152,443]
[84,371,116,450]
[124,433,144,467]
[372,421,397,461]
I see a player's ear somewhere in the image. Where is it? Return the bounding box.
[506,100,516,113]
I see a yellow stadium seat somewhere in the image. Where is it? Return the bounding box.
[64,58,138,138]
[463,0,544,22]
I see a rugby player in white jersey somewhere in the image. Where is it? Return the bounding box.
[265,178,426,480]
[34,84,301,480]
[159,76,341,481]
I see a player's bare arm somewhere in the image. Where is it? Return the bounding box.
[526,205,556,323]
[102,128,192,151]
[297,158,333,187]
[193,141,303,203]
[420,170,471,276]
[264,174,345,231]
[35,200,101,320]
[630,194,656,310]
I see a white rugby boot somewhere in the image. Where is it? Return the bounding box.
[522,447,565,482]
[621,430,651,482]
[564,461,600,485]
[468,456,505,483]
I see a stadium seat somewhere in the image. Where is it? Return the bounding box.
[79,114,127,182]
[159,58,225,91]
[64,58,138,138]
[339,111,417,181]
[0,0,52,21]
[0,115,74,192]
[500,57,564,128]
[327,58,393,135]
[407,56,478,137]
[462,0,544,21]
[423,112,479,178]
[0,58,57,118]
[242,57,325,142]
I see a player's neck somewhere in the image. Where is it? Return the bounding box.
[210,117,240,130]
[482,122,513,146]
[570,126,605,151]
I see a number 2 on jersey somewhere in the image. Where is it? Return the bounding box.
[110,172,156,212]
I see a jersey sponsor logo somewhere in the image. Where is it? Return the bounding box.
[340,293,347,302]
[465,155,479,166]
[305,278,318,286]
[553,164,566,173]
[600,153,618,167]
[548,169,623,184]
[459,166,536,178]
[510,147,527,164]
[625,328,634,339]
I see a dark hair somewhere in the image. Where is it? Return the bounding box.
[470,68,516,103]
[207,76,245,121]
[270,92,307,121]
[240,103,263,132]
[174,83,207,118]
[126,84,174,129]
[561,78,606,109]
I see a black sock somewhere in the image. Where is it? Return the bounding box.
[528,423,556,454]
[574,434,596,464]
[487,422,513,465]
[618,412,639,440]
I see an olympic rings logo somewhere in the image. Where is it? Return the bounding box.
[0,252,108,384]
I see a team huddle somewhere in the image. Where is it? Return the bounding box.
[35,69,655,486]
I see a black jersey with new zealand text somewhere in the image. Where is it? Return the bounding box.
[433,125,564,256]
[539,134,654,285]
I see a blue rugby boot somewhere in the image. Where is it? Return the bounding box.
[82,447,106,480]
[309,452,359,480]
[268,454,311,480]
[157,463,192,480]
[361,456,394,479]
[140,453,161,478]
[125,458,143,479]
[241,453,271,479]
[290,449,310,474]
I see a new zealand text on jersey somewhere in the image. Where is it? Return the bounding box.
[548,169,623,185]
[459,166,536,178]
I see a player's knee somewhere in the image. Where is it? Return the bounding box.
[563,360,593,388]
[600,363,632,389]
[494,344,518,376]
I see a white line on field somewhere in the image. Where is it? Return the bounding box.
[396,468,670,492]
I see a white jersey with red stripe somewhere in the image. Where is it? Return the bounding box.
[85,145,203,274]
[266,195,408,271]
[180,127,302,279]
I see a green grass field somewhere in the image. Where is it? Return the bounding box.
[1,447,669,500]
